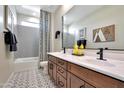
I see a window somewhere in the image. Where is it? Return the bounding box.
[21,21,39,28]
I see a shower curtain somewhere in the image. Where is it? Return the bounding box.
[39,10,51,66]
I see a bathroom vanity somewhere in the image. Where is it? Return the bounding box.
[48,52,124,88]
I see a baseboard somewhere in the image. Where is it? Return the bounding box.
[14,61,38,72]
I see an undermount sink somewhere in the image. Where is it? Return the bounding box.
[75,56,115,67]
[85,58,115,67]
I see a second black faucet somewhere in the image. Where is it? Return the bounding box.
[97,48,106,61]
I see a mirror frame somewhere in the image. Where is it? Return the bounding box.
[62,16,64,49]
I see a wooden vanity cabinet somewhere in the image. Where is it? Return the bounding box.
[68,63,124,88]
[48,55,124,88]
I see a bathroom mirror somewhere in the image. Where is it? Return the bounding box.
[62,5,124,50]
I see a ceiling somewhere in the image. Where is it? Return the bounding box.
[16,5,59,18]
[64,5,104,25]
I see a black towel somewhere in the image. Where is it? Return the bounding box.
[4,31,18,51]
[4,31,11,44]
[10,34,17,51]
[10,44,17,51]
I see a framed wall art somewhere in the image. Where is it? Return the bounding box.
[79,27,87,39]
[93,24,115,42]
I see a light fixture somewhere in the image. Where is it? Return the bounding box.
[32,12,36,16]
[22,5,40,13]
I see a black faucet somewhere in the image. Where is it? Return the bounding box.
[63,47,66,54]
[97,48,106,61]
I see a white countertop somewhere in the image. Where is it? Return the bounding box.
[48,52,124,81]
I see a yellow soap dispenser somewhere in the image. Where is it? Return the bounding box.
[78,44,84,55]
[73,43,79,55]
[80,44,84,49]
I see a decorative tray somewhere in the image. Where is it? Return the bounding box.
[72,53,84,56]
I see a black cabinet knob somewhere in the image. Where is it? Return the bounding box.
[80,85,85,88]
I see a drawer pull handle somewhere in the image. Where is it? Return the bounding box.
[49,56,55,61]
[58,67,64,73]
[58,81,64,87]
[58,61,64,65]
[80,85,85,88]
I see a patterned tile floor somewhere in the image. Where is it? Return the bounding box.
[4,68,57,88]
[3,58,57,88]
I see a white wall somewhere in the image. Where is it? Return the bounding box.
[68,6,124,49]
[0,5,17,87]
[53,5,73,52]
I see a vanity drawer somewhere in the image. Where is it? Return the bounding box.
[57,65,67,79]
[87,68,124,88]
[68,63,124,88]
[48,55,56,64]
[57,59,67,69]
[57,73,67,88]
[68,63,88,81]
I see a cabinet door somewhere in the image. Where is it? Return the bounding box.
[48,61,56,82]
[48,61,53,79]
[53,62,56,83]
[67,72,85,88]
